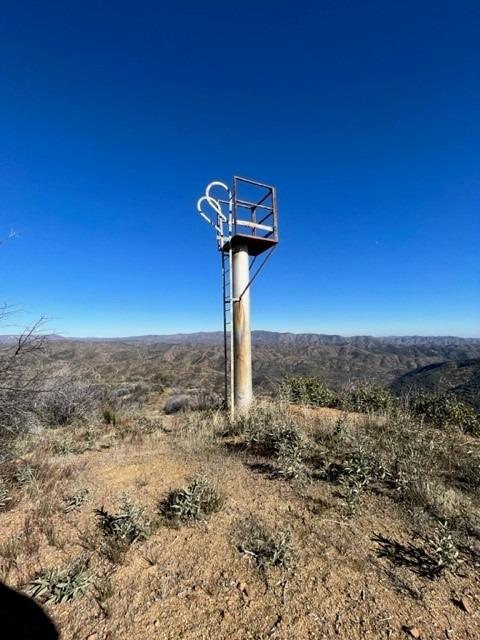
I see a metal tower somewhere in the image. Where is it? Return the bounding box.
[197,176,278,417]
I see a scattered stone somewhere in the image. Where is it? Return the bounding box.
[267,615,282,636]
[445,629,454,638]
[403,626,421,638]
[453,596,471,613]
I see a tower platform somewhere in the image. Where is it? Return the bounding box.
[221,233,277,256]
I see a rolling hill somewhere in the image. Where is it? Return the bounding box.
[18,333,480,405]
[391,358,480,410]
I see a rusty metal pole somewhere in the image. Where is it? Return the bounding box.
[232,243,252,413]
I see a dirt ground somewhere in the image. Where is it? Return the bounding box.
[1,407,479,640]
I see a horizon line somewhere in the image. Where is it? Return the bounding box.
[1,330,479,340]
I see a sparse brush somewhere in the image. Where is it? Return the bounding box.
[271,425,306,479]
[29,560,92,604]
[34,496,57,522]
[247,420,306,479]
[333,413,350,439]
[430,522,460,573]
[94,572,114,618]
[15,464,34,486]
[338,448,386,512]
[136,416,163,434]
[40,373,104,427]
[53,438,87,456]
[342,385,395,414]
[0,535,24,572]
[390,462,411,497]
[236,516,292,569]
[411,393,479,435]
[44,521,63,548]
[281,376,338,408]
[0,478,12,511]
[96,493,149,545]
[63,488,89,513]
[160,476,224,523]
[164,390,222,415]
[139,541,162,566]
[102,408,116,426]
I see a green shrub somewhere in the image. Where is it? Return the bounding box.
[236,516,292,569]
[282,377,338,408]
[411,393,479,434]
[15,464,34,486]
[248,422,305,479]
[29,560,92,604]
[96,493,149,545]
[342,385,395,413]
[337,448,380,512]
[160,476,224,523]
[102,408,116,426]
[430,522,460,574]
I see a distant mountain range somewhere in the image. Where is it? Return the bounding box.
[4,331,475,406]
[2,331,479,408]
[1,331,479,347]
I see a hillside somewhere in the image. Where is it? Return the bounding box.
[31,335,480,398]
[2,400,480,639]
[2,333,480,639]
[392,358,480,411]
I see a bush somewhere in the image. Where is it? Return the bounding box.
[160,476,224,522]
[40,373,104,426]
[0,478,12,511]
[430,522,460,573]
[248,422,306,479]
[102,408,116,426]
[232,403,306,478]
[0,317,46,437]
[342,385,395,413]
[337,448,387,512]
[164,390,222,414]
[96,493,149,545]
[15,464,34,486]
[282,377,338,408]
[236,516,292,569]
[29,560,91,604]
[411,393,479,434]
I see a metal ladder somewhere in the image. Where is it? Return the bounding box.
[221,241,234,419]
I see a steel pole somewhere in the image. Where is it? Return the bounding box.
[232,243,253,413]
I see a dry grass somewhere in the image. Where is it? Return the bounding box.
[1,397,480,639]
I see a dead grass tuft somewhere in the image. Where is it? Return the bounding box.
[235,515,292,570]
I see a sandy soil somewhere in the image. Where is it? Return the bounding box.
[1,409,479,640]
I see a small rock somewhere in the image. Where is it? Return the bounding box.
[238,581,249,597]
[453,596,471,613]
[446,629,454,639]
[403,626,421,639]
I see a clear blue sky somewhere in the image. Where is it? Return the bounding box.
[1,1,479,337]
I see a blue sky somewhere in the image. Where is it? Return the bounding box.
[1,1,479,337]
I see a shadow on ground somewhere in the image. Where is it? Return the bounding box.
[372,533,441,579]
[0,582,58,639]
